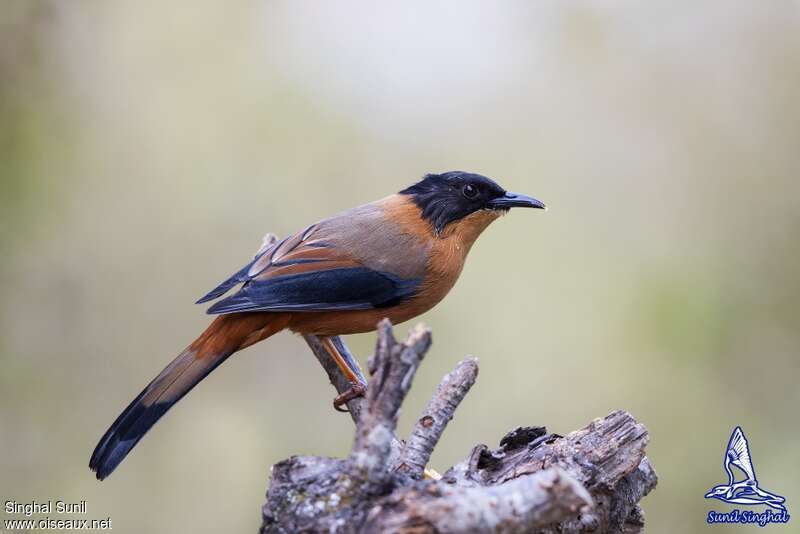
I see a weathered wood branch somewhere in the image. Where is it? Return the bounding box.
[263,321,657,533]
[366,467,592,533]
[303,333,368,423]
[351,321,430,487]
[394,357,478,478]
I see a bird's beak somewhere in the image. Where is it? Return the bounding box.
[488,192,547,210]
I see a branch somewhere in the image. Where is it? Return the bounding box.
[350,321,430,485]
[260,321,658,534]
[394,358,478,478]
[365,467,591,533]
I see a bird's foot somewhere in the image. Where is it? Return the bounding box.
[333,381,367,412]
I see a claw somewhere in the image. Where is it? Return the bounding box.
[333,381,366,412]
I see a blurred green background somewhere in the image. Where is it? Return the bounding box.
[1,1,798,533]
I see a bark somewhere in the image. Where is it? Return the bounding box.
[260,321,657,533]
[394,358,478,478]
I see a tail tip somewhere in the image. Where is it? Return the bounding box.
[89,435,139,481]
[89,449,112,481]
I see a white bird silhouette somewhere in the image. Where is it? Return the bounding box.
[705,427,786,511]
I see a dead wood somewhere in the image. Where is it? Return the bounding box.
[259,321,657,533]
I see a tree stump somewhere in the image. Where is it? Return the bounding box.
[260,321,657,533]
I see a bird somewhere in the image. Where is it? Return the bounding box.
[89,171,545,480]
[705,427,786,511]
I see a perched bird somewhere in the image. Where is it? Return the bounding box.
[89,171,545,480]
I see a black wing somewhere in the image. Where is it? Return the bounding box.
[198,226,422,314]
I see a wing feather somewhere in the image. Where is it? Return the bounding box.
[206,267,419,314]
[197,214,424,314]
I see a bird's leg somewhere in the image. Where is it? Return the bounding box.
[320,336,367,412]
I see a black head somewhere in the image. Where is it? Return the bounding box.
[400,171,545,233]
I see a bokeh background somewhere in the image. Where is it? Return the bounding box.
[2,1,798,533]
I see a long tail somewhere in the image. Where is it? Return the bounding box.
[89,313,288,480]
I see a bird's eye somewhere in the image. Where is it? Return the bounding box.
[462,184,479,199]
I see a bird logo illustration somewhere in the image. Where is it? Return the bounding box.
[705,427,786,511]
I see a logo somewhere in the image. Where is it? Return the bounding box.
[705,426,790,526]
